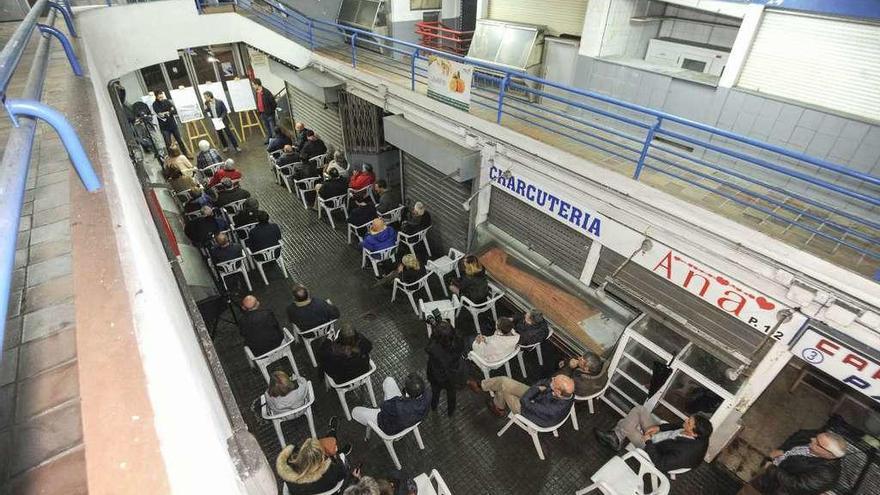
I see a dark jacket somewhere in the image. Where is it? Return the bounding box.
[317,334,373,383]
[238,308,284,356]
[348,202,377,227]
[197,149,224,170]
[320,177,348,199]
[276,151,300,169]
[232,208,264,227]
[519,378,573,428]
[152,98,177,130]
[300,138,327,163]
[376,189,399,214]
[267,133,292,154]
[204,99,230,122]
[557,361,608,397]
[363,226,397,254]
[294,128,310,150]
[401,211,431,235]
[515,316,550,346]
[457,269,489,303]
[211,243,243,264]
[377,387,432,435]
[256,87,277,116]
[752,429,842,495]
[286,297,341,332]
[216,187,251,208]
[399,266,427,285]
[644,423,710,473]
[276,446,348,495]
[246,222,282,253]
[425,339,464,386]
[185,215,223,246]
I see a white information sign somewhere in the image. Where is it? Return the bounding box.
[791,328,880,402]
[168,87,204,123]
[197,82,231,113]
[426,55,473,111]
[227,79,257,112]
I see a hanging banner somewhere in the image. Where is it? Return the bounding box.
[791,327,880,402]
[426,55,473,111]
[227,79,257,112]
[197,82,231,113]
[168,87,204,123]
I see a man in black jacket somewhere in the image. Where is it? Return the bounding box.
[745,429,845,495]
[245,211,282,254]
[472,374,574,427]
[215,178,251,209]
[352,373,431,435]
[203,91,240,152]
[238,295,283,356]
[299,130,327,163]
[285,285,341,331]
[210,232,243,264]
[151,91,189,156]
[515,309,550,346]
[595,406,713,472]
[348,192,377,230]
[232,198,264,227]
[184,206,225,247]
[252,78,277,144]
[318,168,348,199]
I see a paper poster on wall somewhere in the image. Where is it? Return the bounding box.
[227,79,257,112]
[221,62,235,77]
[197,82,231,113]
[426,55,473,111]
[168,87,204,123]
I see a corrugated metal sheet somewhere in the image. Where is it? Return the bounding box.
[487,189,591,279]
[738,11,880,121]
[286,83,345,151]
[487,0,587,36]
[401,153,472,252]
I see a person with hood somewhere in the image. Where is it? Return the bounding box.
[276,417,354,495]
[349,163,376,191]
[351,373,431,436]
[515,309,550,346]
[285,285,341,332]
[425,321,465,416]
[362,218,397,257]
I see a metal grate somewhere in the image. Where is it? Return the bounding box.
[286,83,345,152]
[338,91,389,154]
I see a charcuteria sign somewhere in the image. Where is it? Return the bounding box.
[487,162,806,340]
[791,328,880,402]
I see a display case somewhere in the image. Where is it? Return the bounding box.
[337,0,390,54]
[466,19,545,101]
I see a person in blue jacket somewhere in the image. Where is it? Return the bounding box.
[351,373,431,436]
[362,218,397,257]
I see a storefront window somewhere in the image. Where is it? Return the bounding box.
[633,317,689,357]
[659,371,724,419]
[141,63,168,96]
[166,56,190,90]
[680,345,746,394]
[213,45,238,81]
[191,47,219,85]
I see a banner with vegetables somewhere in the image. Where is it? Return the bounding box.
[426,55,473,111]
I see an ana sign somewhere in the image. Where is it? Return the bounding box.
[426,55,473,111]
[791,328,880,402]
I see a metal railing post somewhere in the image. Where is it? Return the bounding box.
[496,73,511,124]
[36,24,83,76]
[410,48,418,91]
[350,33,358,68]
[634,117,662,180]
[307,19,315,49]
[47,2,77,37]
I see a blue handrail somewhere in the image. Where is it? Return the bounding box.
[231,0,879,270]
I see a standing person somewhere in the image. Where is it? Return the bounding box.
[252,78,277,145]
[203,91,241,153]
[152,91,189,156]
[425,322,464,416]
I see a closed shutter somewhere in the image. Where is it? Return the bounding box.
[738,11,880,121]
[286,83,345,152]
[487,0,587,36]
[487,188,591,279]
[401,153,471,253]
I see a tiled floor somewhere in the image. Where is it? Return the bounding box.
[203,138,745,494]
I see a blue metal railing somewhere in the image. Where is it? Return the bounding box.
[229,0,878,275]
[0,0,101,355]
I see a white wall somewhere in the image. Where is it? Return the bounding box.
[599,0,665,58]
[658,4,740,49]
[391,0,440,22]
[247,47,286,94]
[117,70,144,104]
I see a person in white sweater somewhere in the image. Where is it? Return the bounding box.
[471,317,520,362]
[266,371,309,414]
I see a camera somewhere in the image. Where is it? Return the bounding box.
[425,308,443,326]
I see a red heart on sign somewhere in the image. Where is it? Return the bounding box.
[755,296,775,310]
[716,276,730,286]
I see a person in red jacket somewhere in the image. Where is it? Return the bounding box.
[207,159,243,189]
[349,163,376,191]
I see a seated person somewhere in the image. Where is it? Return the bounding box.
[232,198,264,227]
[238,295,283,356]
[317,168,348,200]
[275,144,300,170]
[299,130,327,163]
[214,178,251,208]
[515,309,550,346]
[210,232,243,264]
[324,151,350,179]
[555,351,608,397]
[183,189,213,215]
[317,323,373,384]
[595,407,714,473]
[195,140,223,171]
[276,419,353,495]
[166,144,196,177]
[351,373,431,435]
[746,429,846,495]
[347,192,377,229]
[292,122,310,151]
[395,254,426,285]
[184,206,225,246]
[245,211,282,253]
[286,285,341,332]
[349,163,375,191]
[265,370,309,414]
[165,165,200,194]
[362,218,397,256]
[266,125,293,154]
[469,374,574,426]
[207,159,242,188]
[373,180,399,214]
[450,255,490,303]
[470,317,519,362]
[400,201,431,235]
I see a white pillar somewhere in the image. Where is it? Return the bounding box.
[580,241,603,286]
[718,3,764,88]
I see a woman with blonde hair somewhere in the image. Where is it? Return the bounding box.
[266,370,309,414]
[277,433,352,495]
[396,253,426,285]
[450,255,489,304]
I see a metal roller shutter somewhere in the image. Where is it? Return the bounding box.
[737,11,880,121]
[401,153,471,253]
[487,0,587,36]
[487,188,591,279]
[286,83,345,152]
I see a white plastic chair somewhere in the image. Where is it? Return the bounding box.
[222,198,249,215]
[419,296,460,338]
[244,328,300,383]
[317,194,349,229]
[570,372,612,429]
[279,165,302,193]
[293,319,339,368]
[202,161,224,178]
[668,468,690,480]
[468,347,519,382]
[267,149,282,173]
[516,328,555,378]
[425,248,465,297]
[215,256,253,292]
[361,243,398,277]
[399,226,432,257]
[260,380,317,447]
[576,449,671,495]
[347,184,374,207]
[379,205,405,225]
[347,219,372,245]
[233,222,258,242]
[496,405,578,460]
[282,477,344,495]
[184,209,205,221]
[245,242,289,286]
[365,419,425,470]
[413,470,452,495]
[392,272,434,315]
[324,360,378,421]
[272,157,298,185]
[457,282,504,332]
